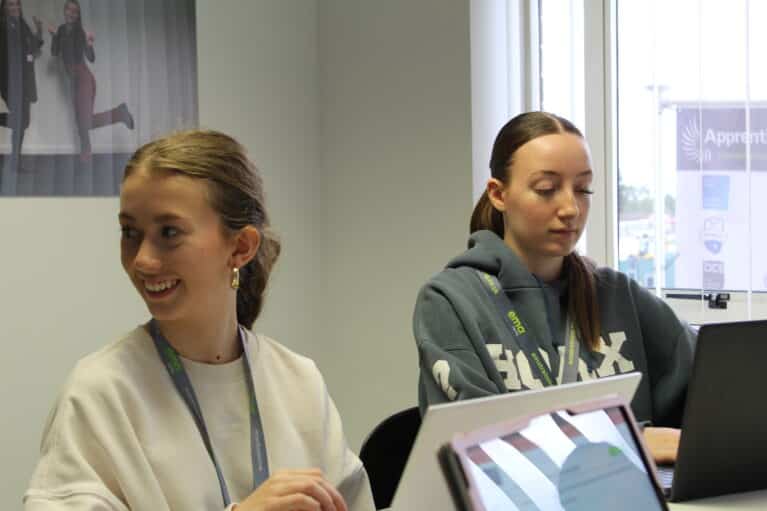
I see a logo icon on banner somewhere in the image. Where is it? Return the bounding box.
[703,216,726,254]
[703,260,725,290]
[681,118,707,164]
[677,107,767,171]
[704,241,722,254]
[702,175,730,211]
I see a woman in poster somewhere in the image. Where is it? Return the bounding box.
[0,0,43,171]
[49,0,134,162]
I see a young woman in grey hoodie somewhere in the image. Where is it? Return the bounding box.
[413,111,696,465]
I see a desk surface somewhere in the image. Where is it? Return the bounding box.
[383,489,767,510]
[668,489,767,510]
[389,483,767,509]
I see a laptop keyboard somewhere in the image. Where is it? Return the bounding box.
[657,466,675,491]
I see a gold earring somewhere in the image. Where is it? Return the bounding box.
[230,267,240,290]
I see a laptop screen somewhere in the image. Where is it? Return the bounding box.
[462,406,664,511]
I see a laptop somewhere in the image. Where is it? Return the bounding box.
[390,372,642,511]
[660,319,767,502]
[438,395,668,511]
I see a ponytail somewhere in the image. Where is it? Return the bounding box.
[470,190,505,237]
[236,227,280,329]
[566,252,600,350]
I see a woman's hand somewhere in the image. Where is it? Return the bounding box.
[643,426,681,465]
[32,15,43,33]
[47,24,56,36]
[86,31,95,46]
[233,469,348,511]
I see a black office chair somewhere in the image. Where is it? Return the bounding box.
[359,406,422,510]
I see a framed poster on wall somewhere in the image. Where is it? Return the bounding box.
[0,0,197,196]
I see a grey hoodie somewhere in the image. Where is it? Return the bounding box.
[413,230,695,426]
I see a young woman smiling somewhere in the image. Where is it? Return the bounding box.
[25,130,374,511]
[48,0,134,163]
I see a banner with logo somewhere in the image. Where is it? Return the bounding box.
[675,106,766,291]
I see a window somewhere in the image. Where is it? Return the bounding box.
[613,0,767,321]
[535,0,767,322]
[540,0,584,132]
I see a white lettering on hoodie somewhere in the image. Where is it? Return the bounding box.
[487,331,635,390]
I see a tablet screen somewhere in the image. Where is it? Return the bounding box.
[463,406,664,511]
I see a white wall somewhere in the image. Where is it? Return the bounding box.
[1,0,474,506]
[0,199,147,504]
[195,0,322,358]
[318,0,472,448]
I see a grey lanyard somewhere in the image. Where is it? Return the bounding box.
[476,271,580,386]
[150,320,269,506]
